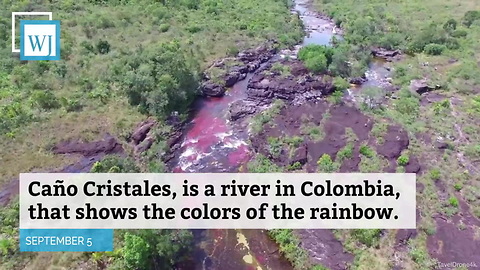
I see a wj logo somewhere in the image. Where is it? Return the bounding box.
[11,12,61,61]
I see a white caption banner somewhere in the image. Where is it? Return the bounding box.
[20,173,416,229]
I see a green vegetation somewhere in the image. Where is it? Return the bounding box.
[449,196,459,207]
[0,0,303,184]
[336,142,354,162]
[351,229,381,247]
[0,0,305,269]
[359,144,374,158]
[247,154,283,173]
[397,154,409,166]
[91,156,140,173]
[297,44,363,77]
[317,154,340,173]
[251,100,285,134]
[268,229,328,270]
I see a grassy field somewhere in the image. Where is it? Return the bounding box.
[0,0,304,269]
[0,0,303,185]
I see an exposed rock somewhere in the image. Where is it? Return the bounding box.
[290,145,308,165]
[225,72,240,87]
[410,79,438,94]
[290,62,309,76]
[372,47,402,61]
[435,141,449,149]
[405,155,421,173]
[53,134,123,157]
[247,61,261,72]
[135,135,155,154]
[376,125,409,160]
[131,119,156,145]
[229,100,258,121]
[229,65,249,74]
[202,82,226,97]
[349,76,367,85]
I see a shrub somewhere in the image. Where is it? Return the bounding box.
[91,156,140,173]
[123,233,151,270]
[337,143,354,162]
[333,77,350,91]
[451,29,468,38]
[454,182,463,191]
[120,41,199,119]
[449,196,459,207]
[352,229,381,247]
[304,54,328,74]
[30,90,60,110]
[463,10,480,27]
[429,168,441,180]
[287,162,303,171]
[122,230,193,270]
[424,44,446,55]
[317,154,339,173]
[397,154,409,166]
[159,23,170,32]
[359,144,374,158]
[96,39,110,54]
[443,19,457,32]
[465,144,480,158]
[268,229,309,269]
[298,45,335,74]
[248,154,282,173]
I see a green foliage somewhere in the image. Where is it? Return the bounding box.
[351,229,381,247]
[159,23,170,32]
[267,137,284,158]
[433,99,450,115]
[117,41,199,119]
[336,143,354,162]
[30,90,61,110]
[247,154,282,173]
[451,29,468,38]
[298,45,334,74]
[287,161,303,171]
[304,54,328,74]
[317,154,339,173]
[251,100,285,134]
[449,196,459,207]
[91,156,140,173]
[121,230,193,270]
[268,229,310,269]
[305,126,325,142]
[443,19,457,32]
[333,77,350,91]
[429,168,441,180]
[360,86,383,111]
[272,62,292,77]
[454,182,463,191]
[96,39,111,54]
[465,144,480,158]
[462,10,480,27]
[424,43,446,55]
[359,144,374,158]
[397,154,409,166]
[123,233,151,270]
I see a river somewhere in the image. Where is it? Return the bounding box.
[173,0,389,269]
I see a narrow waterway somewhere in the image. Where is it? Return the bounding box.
[173,0,390,269]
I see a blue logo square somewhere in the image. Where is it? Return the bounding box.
[20,20,61,61]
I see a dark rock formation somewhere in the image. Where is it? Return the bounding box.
[201,82,226,97]
[53,134,123,157]
[372,47,402,61]
[410,79,440,94]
